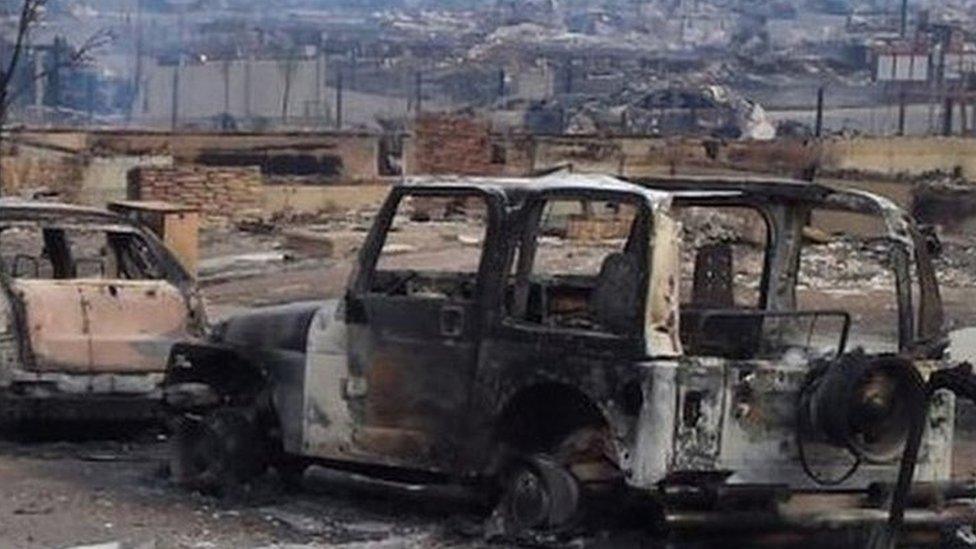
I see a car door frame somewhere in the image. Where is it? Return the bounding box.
[341,184,508,472]
[459,188,654,472]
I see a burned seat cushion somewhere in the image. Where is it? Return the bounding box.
[589,252,641,335]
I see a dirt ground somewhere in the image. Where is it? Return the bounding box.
[1,220,976,549]
[0,429,492,549]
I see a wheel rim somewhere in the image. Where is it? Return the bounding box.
[506,468,551,531]
[179,417,224,481]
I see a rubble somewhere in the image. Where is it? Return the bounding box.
[558,84,777,139]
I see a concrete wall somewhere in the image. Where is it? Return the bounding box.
[17,128,976,185]
[0,145,84,200]
[497,134,976,182]
[80,155,174,206]
[821,137,976,178]
[485,134,722,178]
[263,183,393,215]
[95,131,381,183]
[2,140,175,205]
[134,57,330,127]
[15,127,976,230]
[12,131,90,153]
[15,129,383,184]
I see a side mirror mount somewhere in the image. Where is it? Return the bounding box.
[13,254,39,278]
[918,225,942,259]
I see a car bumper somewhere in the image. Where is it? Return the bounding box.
[658,484,976,542]
[0,392,162,422]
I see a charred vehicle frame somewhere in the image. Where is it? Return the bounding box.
[0,200,205,421]
[164,174,976,544]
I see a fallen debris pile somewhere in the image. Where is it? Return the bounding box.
[912,174,976,235]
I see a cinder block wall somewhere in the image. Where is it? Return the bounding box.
[129,166,263,222]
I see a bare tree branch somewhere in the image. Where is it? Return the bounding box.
[1,0,47,93]
[0,0,113,196]
[2,28,114,113]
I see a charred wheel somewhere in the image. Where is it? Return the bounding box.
[169,407,269,496]
[271,453,310,492]
[497,454,581,534]
[493,426,622,536]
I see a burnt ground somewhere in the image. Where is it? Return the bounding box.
[0,428,490,549]
[0,225,975,548]
[0,422,655,549]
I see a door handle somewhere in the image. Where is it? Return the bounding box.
[440,305,465,338]
[345,295,368,324]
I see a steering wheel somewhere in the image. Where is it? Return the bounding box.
[380,271,419,295]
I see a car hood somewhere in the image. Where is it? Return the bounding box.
[214,300,338,354]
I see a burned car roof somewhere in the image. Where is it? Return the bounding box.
[0,199,132,225]
[401,173,674,209]
[402,173,848,207]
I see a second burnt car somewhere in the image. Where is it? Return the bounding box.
[164,174,976,544]
[0,200,205,421]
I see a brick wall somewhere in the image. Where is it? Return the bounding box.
[128,166,263,221]
[408,114,501,176]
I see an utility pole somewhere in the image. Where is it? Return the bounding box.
[50,38,64,108]
[815,86,825,138]
[937,27,949,137]
[943,97,954,136]
[86,72,95,124]
[244,58,252,119]
[221,59,231,115]
[173,0,185,131]
[961,100,969,135]
[170,60,180,131]
[900,0,909,37]
[335,68,343,130]
[130,0,143,122]
[315,51,322,122]
[897,89,907,136]
[415,70,423,114]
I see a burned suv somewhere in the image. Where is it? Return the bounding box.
[0,200,205,421]
[164,175,975,544]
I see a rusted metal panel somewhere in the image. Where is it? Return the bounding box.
[13,280,89,373]
[13,279,189,374]
[303,305,357,458]
[84,281,190,372]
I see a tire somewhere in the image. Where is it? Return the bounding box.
[552,426,623,493]
[273,456,309,492]
[493,454,582,536]
[169,408,268,496]
[489,426,622,538]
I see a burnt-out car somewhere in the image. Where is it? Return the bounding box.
[164,174,976,544]
[0,200,205,421]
